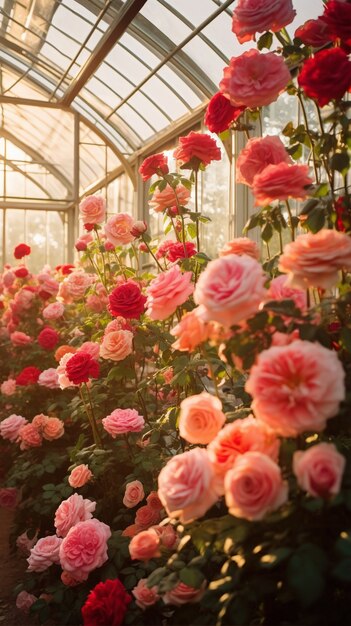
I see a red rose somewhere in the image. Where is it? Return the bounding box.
[60,264,75,275]
[66,352,100,385]
[173,131,222,170]
[320,0,351,46]
[334,196,351,232]
[298,47,351,107]
[138,153,169,181]
[82,579,131,626]
[13,243,31,259]
[84,223,95,231]
[108,281,146,319]
[14,266,29,278]
[295,18,331,47]
[16,366,41,386]
[167,241,197,262]
[204,92,245,134]
[38,327,60,350]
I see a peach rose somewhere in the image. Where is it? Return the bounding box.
[158,448,220,524]
[122,524,142,538]
[0,413,27,442]
[18,423,42,450]
[16,591,37,613]
[61,571,81,586]
[10,331,32,346]
[267,274,307,312]
[54,344,76,363]
[100,329,133,361]
[171,307,211,352]
[245,340,345,436]
[65,271,93,300]
[179,391,226,445]
[123,480,145,508]
[225,452,288,521]
[31,413,49,430]
[149,184,190,213]
[68,464,93,489]
[232,0,296,43]
[59,519,111,581]
[104,213,135,246]
[38,368,60,389]
[236,136,291,187]
[27,535,62,572]
[194,255,266,327]
[42,417,64,441]
[79,195,106,225]
[54,493,96,538]
[0,487,18,509]
[252,163,313,206]
[208,416,280,481]
[42,302,65,320]
[278,229,351,289]
[1,379,16,395]
[129,528,161,560]
[293,443,346,498]
[104,317,129,334]
[102,408,145,436]
[132,578,160,610]
[219,237,260,260]
[135,505,161,529]
[220,49,291,108]
[145,265,194,321]
[153,524,179,550]
[163,581,207,606]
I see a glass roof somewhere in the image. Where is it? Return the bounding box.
[0,0,324,166]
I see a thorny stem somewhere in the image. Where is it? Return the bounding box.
[141,235,164,272]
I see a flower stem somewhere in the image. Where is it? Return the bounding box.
[141,235,164,272]
[285,199,295,241]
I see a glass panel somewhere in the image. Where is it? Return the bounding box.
[0,209,3,268]
[139,0,191,44]
[201,142,230,258]
[5,209,25,262]
[46,211,67,269]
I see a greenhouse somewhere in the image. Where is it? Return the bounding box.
[1,0,351,624]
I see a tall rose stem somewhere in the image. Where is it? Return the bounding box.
[79,385,102,447]
[141,235,164,272]
[297,92,320,184]
[202,348,220,400]
[84,383,103,449]
[94,228,108,287]
[285,199,295,241]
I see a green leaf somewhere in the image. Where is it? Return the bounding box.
[261,222,273,242]
[260,547,292,568]
[257,31,273,50]
[287,544,327,607]
[340,327,351,353]
[179,567,205,589]
[304,206,325,233]
[333,558,351,582]
[330,152,349,175]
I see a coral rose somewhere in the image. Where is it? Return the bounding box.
[54,344,76,362]
[129,528,161,560]
[146,491,163,510]
[236,136,291,187]
[205,92,245,134]
[65,271,93,300]
[194,254,266,327]
[158,447,220,524]
[38,368,60,389]
[100,329,133,361]
[102,408,145,437]
[298,48,351,108]
[66,352,100,385]
[79,195,106,225]
[104,213,135,246]
[68,464,93,489]
[173,131,221,169]
[295,18,331,47]
[219,237,260,260]
[0,414,27,442]
[149,183,190,213]
[18,423,42,450]
[123,480,144,508]
[245,340,346,436]
[38,327,60,350]
[59,518,111,581]
[135,505,161,529]
[232,0,295,43]
[179,392,226,445]
[220,49,290,108]
[10,331,32,346]
[132,578,160,610]
[252,163,313,206]
[171,307,211,352]
[0,379,16,395]
[139,153,169,181]
[267,274,307,312]
[55,493,96,537]
[0,487,18,509]
[14,243,31,259]
[225,452,288,521]
[145,265,194,321]
[163,581,207,606]
[108,281,146,319]
[27,535,62,572]
[42,417,64,441]
[42,302,64,320]
[82,579,132,626]
[293,443,346,499]
[16,591,37,613]
[278,229,351,289]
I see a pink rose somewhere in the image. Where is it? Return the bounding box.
[132,579,160,610]
[245,340,345,436]
[179,391,226,445]
[65,271,93,300]
[293,443,346,498]
[163,581,207,606]
[267,274,307,312]
[252,163,313,206]
[75,233,93,251]
[79,195,106,225]
[0,414,27,442]
[10,331,32,346]
[158,448,220,524]
[194,255,266,327]
[208,416,280,481]
[129,528,161,561]
[279,229,351,289]
[149,184,190,213]
[42,301,65,320]
[104,213,135,246]
[220,49,291,108]
[236,136,291,187]
[54,493,96,537]
[86,294,105,312]
[59,519,111,581]
[42,417,64,441]
[27,535,62,572]
[145,265,194,321]
[171,307,212,352]
[219,237,260,260]
[0,487,18,509]
[38,276,59,299]
[38,368,60,389]
[123,480,145,508]
[102,408,145,437]
[68,464,93,489]
[232,0,296,43]
[225,452,288,521]
[18,423,42,450]
[78,341,100,360]
[100,329,133,361]
[0,379,16,395]
[16,591,37,613]
[135,505,161,529]
[153,524,179,550]
[104,318,129,334]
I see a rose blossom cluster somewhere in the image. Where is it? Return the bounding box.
[0,413,65,450]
